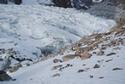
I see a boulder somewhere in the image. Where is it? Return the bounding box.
[62,54,78,62]
[78,51,92,60]
[0,71,12,81]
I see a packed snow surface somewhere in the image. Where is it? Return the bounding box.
[0,5,115,60]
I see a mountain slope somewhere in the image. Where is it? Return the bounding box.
[0,5,115,65]
[1,22,125,84]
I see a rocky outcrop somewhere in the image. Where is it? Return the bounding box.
[61,20,125,62]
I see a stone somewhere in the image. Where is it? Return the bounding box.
[52,73,60,77]
[90,75,94,78]
[65,64,73,67]
[0,71,12,81]
[78,68,89,73]
[112,68,123,71]
[105,59,113,62]
[77,69,84,73]
[52,65,62,70]
[58,64,73,71]
[53,58,62,63]
[106,52,116,56]
[111,40,120,46]
[62,54,77,62]
[93,64,100,68]
[96,50,105,56]
[79,51,92,60]
[82,64,86,66]
[99,76,104,79]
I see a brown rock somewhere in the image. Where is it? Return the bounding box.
[105,59,113,62]
[111,40,120,46]
[62,54,77,62]
[79,51,92,60]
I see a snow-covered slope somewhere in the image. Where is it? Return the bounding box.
[0,1,125,84]
[0,5,115,63]
[1,23,125,84]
